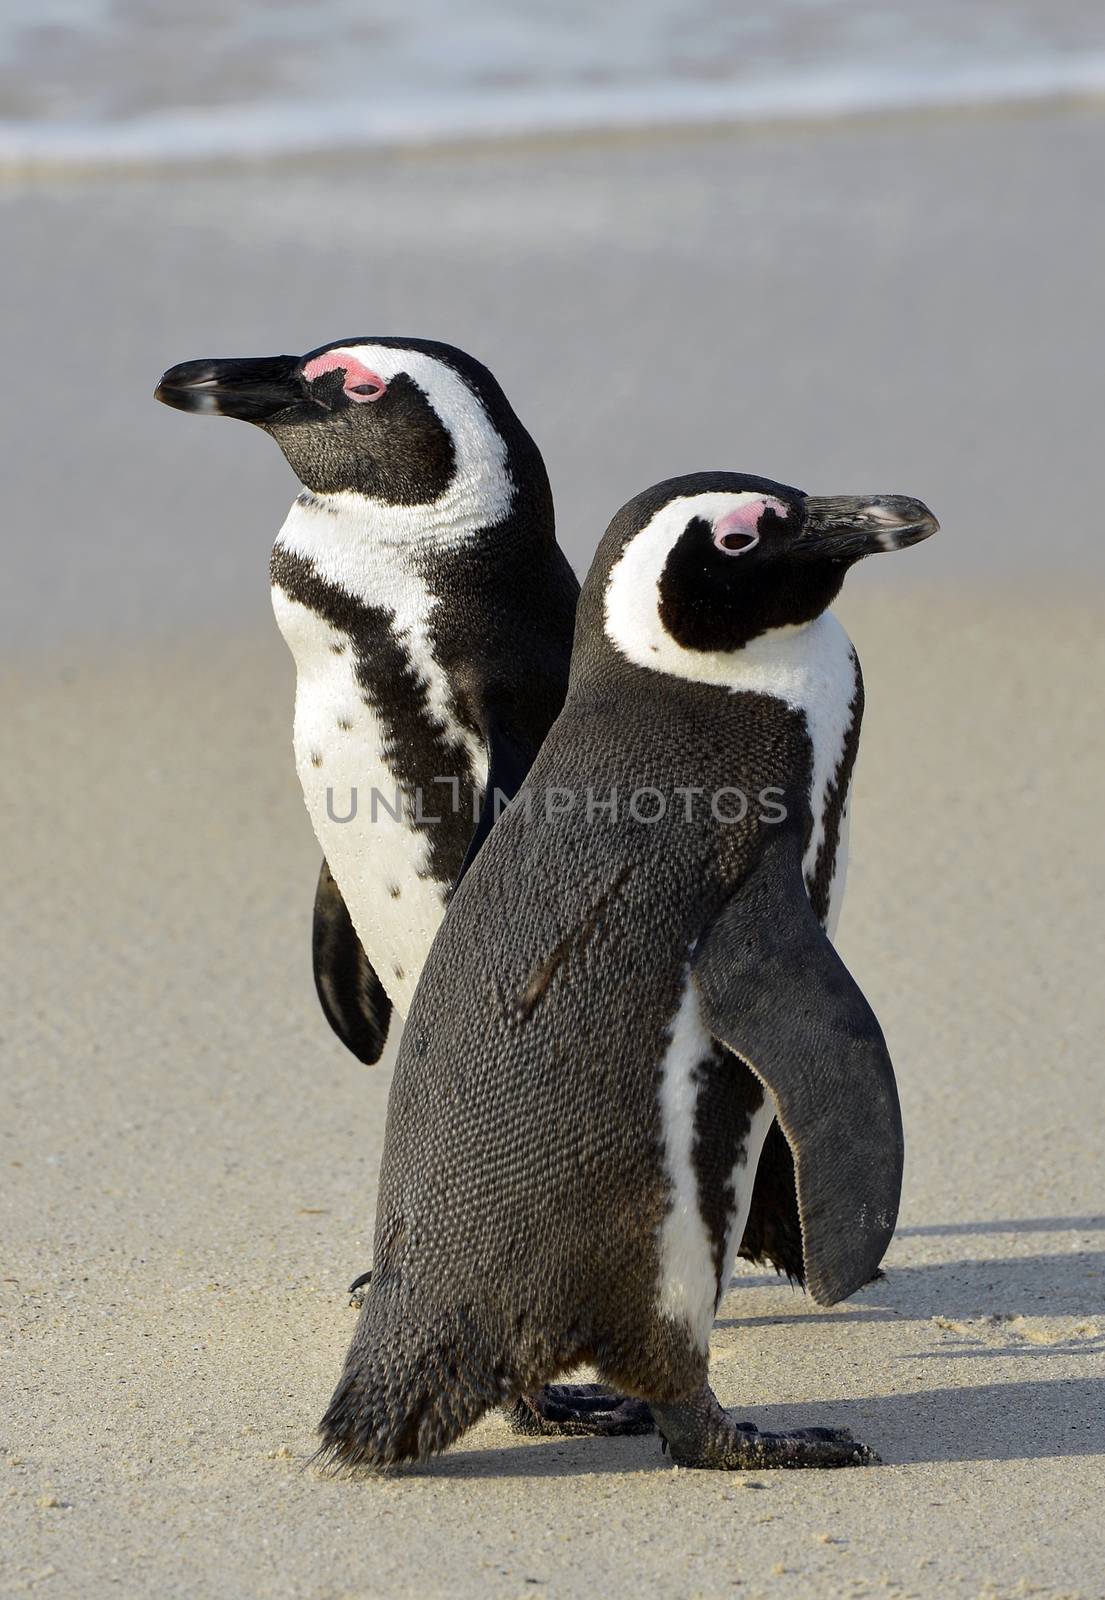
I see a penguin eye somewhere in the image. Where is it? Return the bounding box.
[710,495,792,557]
[302,351,388,404]
[715,527,759,555]
[711,507,761,557]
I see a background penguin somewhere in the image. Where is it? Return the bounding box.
[155,337,577,1062]
[318,470,938,1472]
[155,338,649,1437]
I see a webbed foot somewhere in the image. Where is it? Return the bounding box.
[652,1385,878,1469]
[505,1383,654,1437]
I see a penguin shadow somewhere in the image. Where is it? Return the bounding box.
[427,1373,1105,1478]
[421,1221,1105,1478]
[725,1376,1105,1466]
[897,1214,1105,1239]
[709,1216,1105,1466]
[719,1215,1105,1345]
[424,1428,667,1482]
[722,1249,1105,1345]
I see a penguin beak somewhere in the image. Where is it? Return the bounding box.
[799,495,939,559]
[154,355,305,422]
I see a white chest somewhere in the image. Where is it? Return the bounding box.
[271,587,479,1018]
[262,425,510,1019]
[723,614,858,938]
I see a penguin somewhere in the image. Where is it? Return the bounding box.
[317,470,938,1472]
[155,337,649,1437]
[154,337,577,1058]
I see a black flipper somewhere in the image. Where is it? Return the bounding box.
[312,859,393,1065]
[454,713,534,888]
[692,829,903,1306]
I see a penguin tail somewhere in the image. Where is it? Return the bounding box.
[316,1291,511,1472]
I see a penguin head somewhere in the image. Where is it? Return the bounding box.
[155,337,542,525]
[598,471,938,668]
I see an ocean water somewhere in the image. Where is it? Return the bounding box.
[2,0,1104,167]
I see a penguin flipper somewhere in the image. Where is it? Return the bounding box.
[312,858,393,1065]
[692,829,903,1307]
[454,713,534,888]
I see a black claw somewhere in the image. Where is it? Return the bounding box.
[732,1426,878,1469]
[347,1269,373,1294]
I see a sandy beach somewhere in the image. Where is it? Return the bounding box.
[3,105,1104,1598]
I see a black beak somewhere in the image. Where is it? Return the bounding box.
[154,355,305,422]
[799,494,939,560]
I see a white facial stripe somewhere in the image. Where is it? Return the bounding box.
[604,493,781,683]
[271,590,488,1018]
[279,344,514,589]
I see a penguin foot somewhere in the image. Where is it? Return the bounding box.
[652,1386,878,1470]
[505,1384,654,1437]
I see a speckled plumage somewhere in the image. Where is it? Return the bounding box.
[319,472,937,1471]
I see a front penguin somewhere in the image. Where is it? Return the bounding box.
[319,469,938,1472]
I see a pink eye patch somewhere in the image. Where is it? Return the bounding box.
[712,495,788,555]
[302,351,387,403]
